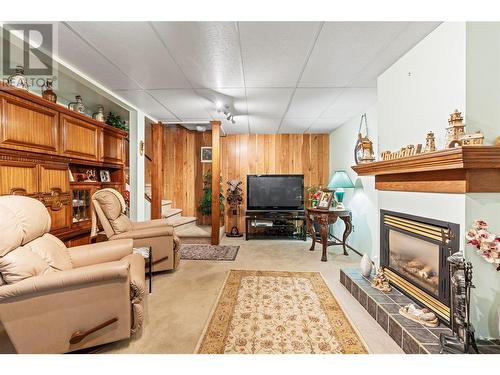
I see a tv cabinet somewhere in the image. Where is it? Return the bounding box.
[245,211,306,241]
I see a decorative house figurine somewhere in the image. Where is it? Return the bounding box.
[68,95,86,114]
[446,110,484,148]
[423,131,437,153]
[7,65,29,90]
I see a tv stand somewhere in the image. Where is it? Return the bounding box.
[245,211,306,241]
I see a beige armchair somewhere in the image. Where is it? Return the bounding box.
[91,189,180,272]
[0,195,146,354]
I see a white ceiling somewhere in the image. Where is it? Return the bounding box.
[56,21,440,134]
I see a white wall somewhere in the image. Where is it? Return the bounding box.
[129,110,146,221]
[329,105,379,258]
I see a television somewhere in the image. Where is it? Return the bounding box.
[247,174,304,212]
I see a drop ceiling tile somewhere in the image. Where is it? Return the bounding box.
[66,22,191,89]
[150,89,213,119]
[321,88,376,119]
[221,115,249,134]
[279,118,314,134]
[57,23,139,91]
[115,90,177,121]
[239,22,321,87]
[248,117,281,134]
[151,22,244,88]
[285,88,343,119]
[299,22,409,87]
[246,88,294,118]
[351,22,441,87]
[195,88,247,118]
[308,118,351,133]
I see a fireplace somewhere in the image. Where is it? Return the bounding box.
[380,210,459,324]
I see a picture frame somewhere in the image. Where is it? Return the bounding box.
[201,147,212,163]
[100,170,111,183]
[317,191,333,210]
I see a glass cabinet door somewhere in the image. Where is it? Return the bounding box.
[72,189,91,223]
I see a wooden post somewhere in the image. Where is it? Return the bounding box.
[211,121,221,245]
[151,122,164,219]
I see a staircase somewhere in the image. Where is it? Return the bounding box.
[162,200,213,244]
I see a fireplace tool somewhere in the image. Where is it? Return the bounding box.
[439,251,479,354]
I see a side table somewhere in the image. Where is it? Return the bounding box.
[133,246,152,294]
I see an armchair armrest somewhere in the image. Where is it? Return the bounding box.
[69,239,133,268]
[131,219,170,231]
[0,261,130,301]
[110,226,174,241]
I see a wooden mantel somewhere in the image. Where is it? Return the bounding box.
[351,146,500,193]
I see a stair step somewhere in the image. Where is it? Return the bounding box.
[161,200,172,210]
[176,225,212,244]
[166,216,197,230]
[162,208,182,219]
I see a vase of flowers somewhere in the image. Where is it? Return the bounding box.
[466,220,500,271]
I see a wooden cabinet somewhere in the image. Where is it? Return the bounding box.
[102,128,125,164]
[0,92,59,155]
[0,160,38,195]
[61,114,100,161]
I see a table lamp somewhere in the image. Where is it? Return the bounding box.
[327,170,354,209]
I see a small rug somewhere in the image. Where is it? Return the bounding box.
[180,244,240,261]
[196,270,368,354]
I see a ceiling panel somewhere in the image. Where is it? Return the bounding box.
[321,88,377,119]
[195,88,247,118]
[150,89,213,119]
[115,89,177,121]
[246,88,294,118]
[222,115,249,134]
[66,22,191,89]
[57,23,139,91]
[239,22,321,87]
[248,117,281,134]
[308,118,351,133]
[285,88,343,119]
[299,22,409,87]
[279,118,314,134]
[351,22,441,87]
[152,22,244,88]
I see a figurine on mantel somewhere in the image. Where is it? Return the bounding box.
[371,266,391,292]
[446,110,484,148]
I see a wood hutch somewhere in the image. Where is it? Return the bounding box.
[0,84,128,246]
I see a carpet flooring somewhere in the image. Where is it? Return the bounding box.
[180,244,239,261]
[196,270,368,354]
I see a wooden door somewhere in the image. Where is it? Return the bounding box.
[39,162,72,233]
[0,160,38,196]
[0,92,59,155]
[60,114,100,161]
[101,128,125,165]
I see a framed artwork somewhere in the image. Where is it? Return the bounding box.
[317,191,333,210]
[100,170,111,183]
[201,147,212,163]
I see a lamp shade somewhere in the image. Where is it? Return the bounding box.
[327,170,354,189]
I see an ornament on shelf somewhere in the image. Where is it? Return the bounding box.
[423,131,437,153]
[7,65,29,90]
[92,105,105,122]
[371,266,391,292]
[381,143,423,161]
[446,109,484,148]
[360,254,373,277]
[42,78,57,103]
[354,113,375,164]
[68,95,86,114]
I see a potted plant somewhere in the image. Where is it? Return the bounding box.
[198,171,225,223]
[106,112,128,132]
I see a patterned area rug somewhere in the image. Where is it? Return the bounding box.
[180,244,240,261]
[196,270,368,354]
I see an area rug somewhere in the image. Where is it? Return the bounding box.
[180,244,239,261]
[196,270,368,354]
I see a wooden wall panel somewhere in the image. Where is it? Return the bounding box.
[221,134,329,232]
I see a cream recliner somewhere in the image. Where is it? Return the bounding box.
[91,189,180,272]
[0,195,146,354]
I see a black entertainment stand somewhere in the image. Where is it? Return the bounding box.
[245,211,307,241]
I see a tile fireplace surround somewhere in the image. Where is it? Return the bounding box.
[340,268,500,354]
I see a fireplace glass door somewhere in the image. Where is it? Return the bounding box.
[388,229,440,296]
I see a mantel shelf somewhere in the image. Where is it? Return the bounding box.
[351,146,500,193]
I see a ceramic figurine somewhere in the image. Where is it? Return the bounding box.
[446,110,484,148]
[7,65,29,90]
[371,266,391,292]
[423,131,437,153]
[42,79,57,103]
[68,95,86,114]
[92,105,105,122]
[360,254,373,277]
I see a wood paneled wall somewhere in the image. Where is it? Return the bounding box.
[163,125,211,224]
[221,134,330,232]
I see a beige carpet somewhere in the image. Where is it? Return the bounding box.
[196,270,368,354]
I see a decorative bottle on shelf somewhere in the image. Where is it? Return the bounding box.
[68,95,86,114]
[7,65,29,90]
[42,79,57,103]
[92,105,105,122]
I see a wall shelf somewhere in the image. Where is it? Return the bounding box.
[351,146,500,193]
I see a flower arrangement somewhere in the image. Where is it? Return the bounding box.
[466,220,500,271]
[306,185,322,207]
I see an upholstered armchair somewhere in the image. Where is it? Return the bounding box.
[91,189,180,272]
[0,195,146,354]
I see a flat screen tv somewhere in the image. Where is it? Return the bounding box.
[247,174,304,211]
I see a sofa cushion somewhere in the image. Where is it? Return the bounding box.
[28,234,73,271]
[0,246,54,284]
[94,192,122,220]
[110,214,132,235]
[0,273,5,286]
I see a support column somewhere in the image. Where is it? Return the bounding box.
[151,121,164,219]
[211,121,221,245]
